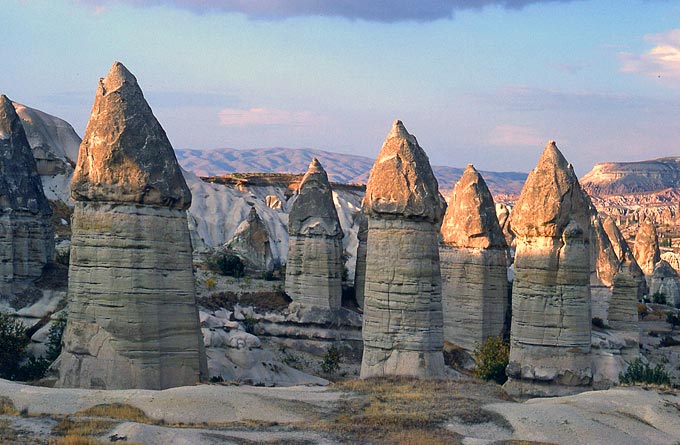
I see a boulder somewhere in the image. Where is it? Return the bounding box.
[649,260,680,307]
[56,62,207,390]
[505,141,593,397]
[440,164,508,351]
[285,158,344,311]
[224,206,273,273]
[360,120,446,378]
[0,95,54,297]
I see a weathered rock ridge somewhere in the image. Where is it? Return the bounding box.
[225,206,273,273]
[505,141,593,397]
[57,62,206,390]
[440,164,508,350]
[361,120,446,378]
[285,158,344,311]
[0,95,54,296]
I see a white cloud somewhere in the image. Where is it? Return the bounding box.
[218,107,323,127]
[488,124,543,147]
[619,29,680,83]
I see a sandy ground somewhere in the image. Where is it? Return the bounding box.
[1,378,680,444]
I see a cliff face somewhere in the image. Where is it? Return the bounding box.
[581,157,680,196]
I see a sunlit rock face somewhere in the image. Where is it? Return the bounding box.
[225,206,273,273]
[440,164,508,351]
[505,141,593,397]
[0,95,54,297]
[353,212,368,308]
[633,219,661,277]
[285,158,344,311]
[608,273,640,358]
[56,62,207,390]
[588,210,620,323]
[360,120,446,379]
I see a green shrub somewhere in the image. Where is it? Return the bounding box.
[619,358,672,386]
[0,313,29,380]
[45,313,67,362]
[320,345,342,375]
[652,292,667,305]
[206,252,245,278]
[242,316,258,334]
[472,336,510,385]
[667,312,680,331]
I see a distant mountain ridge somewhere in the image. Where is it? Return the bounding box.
[581,157,680,196]
[175,147,528,195]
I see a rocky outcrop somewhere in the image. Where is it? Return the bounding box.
[0,95,54,297]
[353,213,368,308]
[360,120,446,379]
[505,141,593,397]
[285,158,344,311]
[602,217,646,298]
[495,203,513,246]
[633,219,661,276]
[224,207,273,273]
[581,157,680,196]
[649,260,680,307]
[588,210,620,323]
[56,62,206,390]
[608,273,640,355]
[440,165,508,351]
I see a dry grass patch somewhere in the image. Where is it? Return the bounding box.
[0,396,19,416]
[315,376,512,444]
[52,418,117,438]
[75,403,152,423]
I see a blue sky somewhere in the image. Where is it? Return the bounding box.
[3,0,680,175]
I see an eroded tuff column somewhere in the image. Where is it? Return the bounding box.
[603,217,647,299]
[440,165,508,351]
[633,219,661,277]
[0,95,54,296]
[588,210,620,323]
[285,158,344,311]
[56,62,207,390]
[609,273,640,361]
[361,120,446,378]
[505,141,593,397]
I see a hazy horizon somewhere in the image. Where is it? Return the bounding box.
[4,0,680,176]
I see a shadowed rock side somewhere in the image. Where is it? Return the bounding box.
[505,141,593,397]
[588,210,621,323]
[602,217,646,299]
[361,120,446,379]
[354,213,368,308]
[0,95,54,295]
[285,158,344,311]
[608,273,640,360]
[225,206,273,273]
[71,62,191,209]
[440,165,508,351]
[633,219,661,277]
[56,62,206,390]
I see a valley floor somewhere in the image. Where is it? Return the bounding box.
[0,378,679,445]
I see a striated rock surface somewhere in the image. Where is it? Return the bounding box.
[608,273,640,357]
[285,158,344,311]
[633,219,660,276]
[505,141,593,397]
[581,157,680,196]
[361,120,446,378]
[225,206,273,273]
[56,62,206,390]
[440,164,508,351]
[353,213,368,308]
[0,95,54,296]
[649,260,680,307]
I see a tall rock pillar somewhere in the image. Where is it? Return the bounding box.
[440,164,508,351]
[0,95,54,295]
[56,62,207,389]
[360,120,446,378]
[505,141,593,397]
[285,158,344,311]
